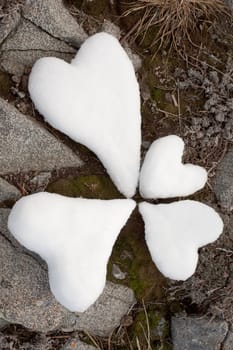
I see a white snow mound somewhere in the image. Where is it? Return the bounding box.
[139,200,223,281]
[139,135,207,199]
[8,192,136,312]
[28,32,141,198]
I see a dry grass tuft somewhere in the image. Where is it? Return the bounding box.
[123,0,228,54]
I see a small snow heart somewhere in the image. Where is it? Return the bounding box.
[139,200,223,280]
[139,135,207,199]
[8,192,136,312]
[28,33,141,198]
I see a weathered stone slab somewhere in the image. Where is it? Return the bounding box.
[76,282,135,336]
[172,316,228,350]
[0,232,75,332]
[1,19,75,52]
[213,145,233,211]
[223,329,233,350]
[0,209,135,335]
[23,0,87,47]
[0,178,21,202]
[0,9,21,45]
[0,50,74,76]
[0,19,75,75]
[0,98,83,175]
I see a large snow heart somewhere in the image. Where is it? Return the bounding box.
[139,200,223,280]
[8,193,136,312]
[28,32,141,198]
[139,135,207,199]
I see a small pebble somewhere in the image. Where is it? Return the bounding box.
[112,264,126,280]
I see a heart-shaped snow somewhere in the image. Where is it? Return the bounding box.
[28,32,141,198]
[139,200,223,280]
[8,193,136,312]
[139,135,207,199]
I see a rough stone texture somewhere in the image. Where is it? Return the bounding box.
[0,178,21,202]
[223,329,233,350]
[213,145,233,211]
[0,209,39,254]
[125,46,142,72]
[76,282,135,336]
[0,50,74,76]
[23,0,87,47]
[0,98,83,175]
[0,209,135,334]
[0,19,75,75]
[0,227,74,332]
[29,172,52,192]
[0,8,21,45]
[1,19,74,53]
[225,0,233,9]
[172,316,228,350]
[0,318,9,329]
[0,8,140,76]
[102,19,121,40]
[112,263,126,280]
[63,338,97,350]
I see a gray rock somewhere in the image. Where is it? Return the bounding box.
[223,329,233,350]
[0,178,21,202]
[0,226,75,332]
[225,0,233,9]
[213,146,233,210]
[102,20,121,40]
[0,50,74,76]
[23,0,87,47]
[0,9,21,45]
[125,46,142,72]
[172,316,228,350]
[63,338,97,350]
[0,209,135,334]
[29,172,51,192]
[0,19,75,75]
[76,282,135,336]
[2,19,74,53]
[0,209,45,256]
[142,141,151,149]
[112,263,126,280]
[0,98,83,175]
[0,318,9,329]
[0,209,13,240]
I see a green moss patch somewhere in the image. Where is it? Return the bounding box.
[108,209,167,300]
[47,174,123,199]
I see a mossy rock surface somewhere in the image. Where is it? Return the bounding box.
[47,174,123,199]
[108,209,167,301]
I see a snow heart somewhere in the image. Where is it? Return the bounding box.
[28,32,141,198]
[8,33,223,312]
[8,194,135,312]
[139,201,223,281]
[139,135,207,199]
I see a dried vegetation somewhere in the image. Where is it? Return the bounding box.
[123,0,228,53]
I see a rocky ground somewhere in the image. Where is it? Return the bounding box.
[0,0,233,349]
